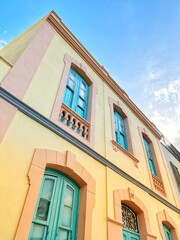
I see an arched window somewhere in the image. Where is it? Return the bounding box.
[29,168,80,240]
[163,224,173,240]
[121,203,140,240]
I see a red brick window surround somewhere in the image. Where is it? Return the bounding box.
[51,53,98,148]
[138,127,166,196]
[108,96,139,168]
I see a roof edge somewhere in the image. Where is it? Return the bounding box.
[47,10,161,139]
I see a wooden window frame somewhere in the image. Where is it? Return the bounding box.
[14,149,96,240]
[51,54,98,148]
[109,96,139,168]
[138,127,166,196]
[114,109,128,150]
[29,168,80,239]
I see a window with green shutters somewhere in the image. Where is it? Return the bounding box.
[63,68,89,120]
[143,137,157,176]
[29,169,80,240]
[114,109,128,150]
[163,224,173,240]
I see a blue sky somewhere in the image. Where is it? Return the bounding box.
[1,0,180,150]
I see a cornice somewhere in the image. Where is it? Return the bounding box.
[46,10,161,140]
[0,86,179,214]
[0,55,13,67]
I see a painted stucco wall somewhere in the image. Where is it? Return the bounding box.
[0,16,180,240]
[0,57,12,84]
[161,144,180,203]
[0,15,47,65]
[20,31,176,205]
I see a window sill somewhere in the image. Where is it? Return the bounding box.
[112,140,139,168]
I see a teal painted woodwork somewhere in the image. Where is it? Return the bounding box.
[143,138,157,176]
[122,203,140,240]
[63,68,89,120]
[123,229,140,240]
[29,169,80,240]
[114,110,128,150]
[163,224,173,240]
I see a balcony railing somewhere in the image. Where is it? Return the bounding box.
[152,174,165,195]
[59,103,90,140]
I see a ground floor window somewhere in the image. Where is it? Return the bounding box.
[163,224,173,240]
[122,203,140,240]
[29,168,80,240]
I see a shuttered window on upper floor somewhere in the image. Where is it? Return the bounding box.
[63,68,89,120]
[114,109,128,150]
[143,137,157,176]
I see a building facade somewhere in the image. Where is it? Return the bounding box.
[0,11,179,240]
[161,135,180,204]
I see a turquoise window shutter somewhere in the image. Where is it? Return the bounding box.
[163,224,173,240]
[63,68,89,120]
[114,110,128,150]
[29,169,80,240]
[143,138,157,176]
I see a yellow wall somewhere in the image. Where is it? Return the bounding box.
[22,31,176,205]
[0,57,12,83]
[0,21,179,240]
[0,15,47,65]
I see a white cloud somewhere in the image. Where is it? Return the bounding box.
[150,110,180,150]
[153,78,180,104]
[154,88,169,102]
[0,40,8,49]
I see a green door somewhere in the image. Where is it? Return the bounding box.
[122,204,140,240]
[28,169,80,240]
[163,224,173,240]
[123,229,140,240]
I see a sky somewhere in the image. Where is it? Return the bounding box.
[1,0,180,150]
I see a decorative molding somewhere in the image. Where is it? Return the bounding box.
[15,149,96,240]
[47,10,161,139]
[157,210,180,240]
[0,20,56,144]
[112,188,157,240]
[138,126,166,197]
[0,86,179,214]
[50,53,98,148]
[0,55,13,67]
[112,140,139,168]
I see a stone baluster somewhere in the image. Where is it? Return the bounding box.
[84,126,88,139]
[74,120,79,132]
[69,114,74,128]
[79,123,83,135]
[63,111,69,125]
